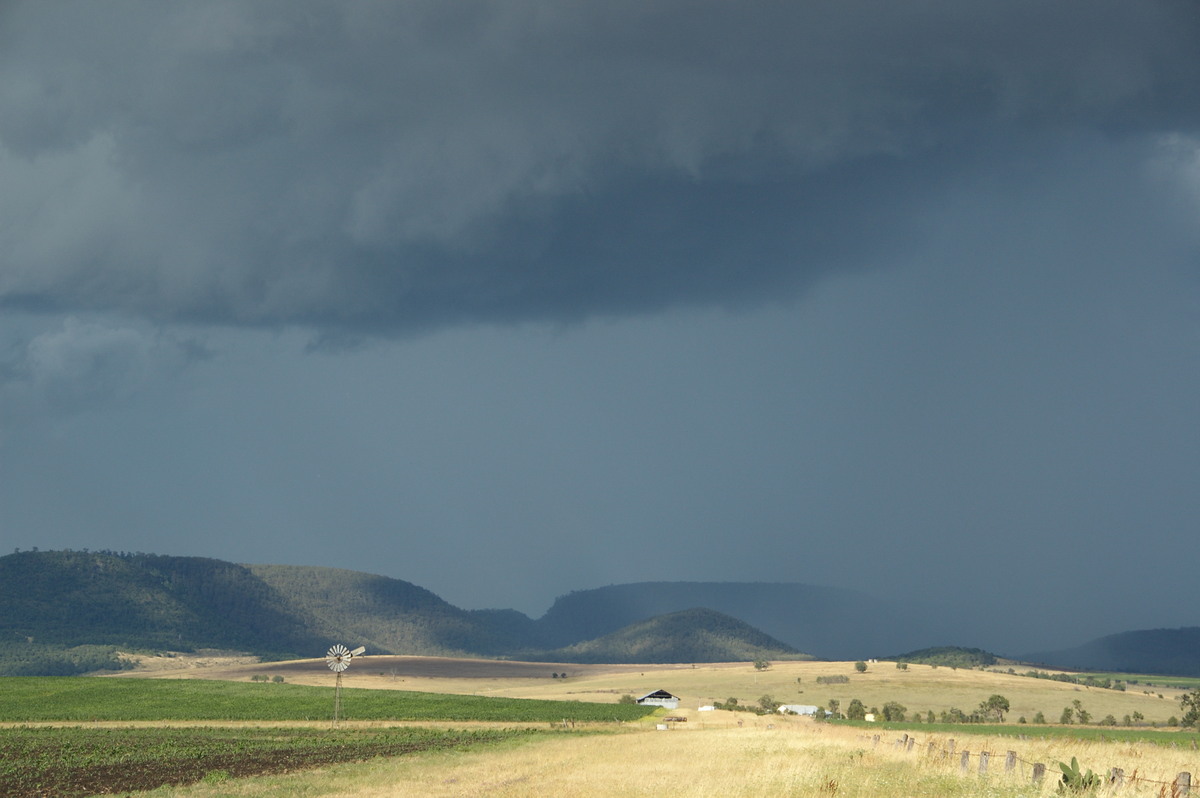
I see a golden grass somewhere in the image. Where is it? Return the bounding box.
[132,716,1200,798]
[120,655,1188,726]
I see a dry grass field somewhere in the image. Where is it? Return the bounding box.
[125,714,1200,798]
[115,653,1189,726]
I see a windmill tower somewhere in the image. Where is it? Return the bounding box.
[325,644,365,726]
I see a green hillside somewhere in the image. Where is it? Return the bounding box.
[527,607,810,664]
[0,551,321,657]
[245,564,541,657]
[891,646,999,668]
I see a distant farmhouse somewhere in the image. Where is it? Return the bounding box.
[636,690,680,709]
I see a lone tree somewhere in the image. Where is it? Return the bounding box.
[881,701,907,722]
[978,694,1010,722]
[854,661,868,673]
[1180,690,1200,727]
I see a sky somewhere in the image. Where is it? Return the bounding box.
[2,1,1199,654]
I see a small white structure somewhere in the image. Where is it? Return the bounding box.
[777,704,820,716]
[636,690,680,710]
[697,705,716,712]
[864,713,876,722]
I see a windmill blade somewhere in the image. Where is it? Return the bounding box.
[350,646,366,657]
[326,644,351,672]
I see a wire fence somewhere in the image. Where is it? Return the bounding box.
[862,732,1194,795]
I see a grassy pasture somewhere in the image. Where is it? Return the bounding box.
[232,657,1185,726]
[0,678,655,723]
[115,655,1190,726]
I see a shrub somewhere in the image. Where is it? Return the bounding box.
[1057,757,1100,794]
[815,675,849,685]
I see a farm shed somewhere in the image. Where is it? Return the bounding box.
[777,704,820,716]
[636,690,680,709]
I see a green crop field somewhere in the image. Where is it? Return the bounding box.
[0,725,548,797]
[0,677,656,723]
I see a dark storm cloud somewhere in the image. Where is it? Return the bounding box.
[2,1,1198,332]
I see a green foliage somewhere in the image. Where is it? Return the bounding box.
[880,701,906,722]
[753,659,771,671]
[757,695,777,713]
[1057,756,1100,793]
[978,694,1010,722]
[617,694,636,705]
[854,661,867,673]
[846,698,866,720]
[1179,689,1200,727]
[0,678,656,723]
[0,644,132,676]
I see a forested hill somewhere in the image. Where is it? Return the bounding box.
[0,550,320,654]
[244,564,543,657]
[536,581,960,660]
[0,551,804,674]
[526,608,811,664]
[1024,627,1200,677]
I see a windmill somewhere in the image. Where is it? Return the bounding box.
[325,644,365,726]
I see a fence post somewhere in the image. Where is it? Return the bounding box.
[1032,763,1045,785]
[872,734,880,748]
[960,751,970,774]
[948,739,956,755]
[928,741,936,758]
[1110,768,1124,788]
[907,737,915,752]
[1176,772,1191,797]
[978,751,989,774]
[1005,751,1016,773]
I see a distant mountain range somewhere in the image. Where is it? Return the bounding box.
[1022,627,1200,676]
[2,550,1198,677]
